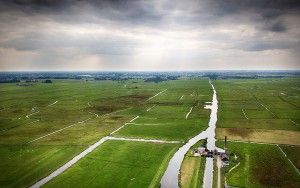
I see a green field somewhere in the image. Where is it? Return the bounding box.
[215,77,300,187]
[114,79,211,141]
[216,141,300,188]
[1,77,300,187]
[0,78,211,187]
[44,140,179,188]
[281,145,300,170]
[215,78,300,145]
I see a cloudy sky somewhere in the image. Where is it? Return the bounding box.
[0,0,299,71]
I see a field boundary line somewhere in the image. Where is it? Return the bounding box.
[185,106,193,119]
[25,111,39,119]
[110,116,139,135]
[277,145,300,176]
[146,105,156,112]
[179,95,184,100]
[27,120,87,144]
[227,162,240,175]
[48,100,58,107]
[147,89,167,101]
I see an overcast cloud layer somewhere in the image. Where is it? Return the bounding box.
[0,0,300,71]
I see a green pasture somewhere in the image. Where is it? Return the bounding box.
[44,140,180,188]
[0,78,211,187]
[216,141,300,188]
[215,78,300,132]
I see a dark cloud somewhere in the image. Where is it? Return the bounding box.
[0,0,299,71]
[1,0,299,30]
[269,22,286,32]
[1,31,137,55]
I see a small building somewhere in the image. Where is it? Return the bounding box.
[193,147,207,156]
[220,153,229,166]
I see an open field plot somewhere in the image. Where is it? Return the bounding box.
[216,141,300,188]
[179,140,206,188]
[0,79,156,187]
[215,78,300,144]
[0,78,211,187]
[216,128,300,145]
[281,145,300,170]
[0,145,85,188]
[114,79,211,141]
[44,140,180,188]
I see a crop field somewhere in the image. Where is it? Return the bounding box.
[280,145,300,170]
[44,140,180,188]
[1,77,300,188]
[0,78,211,187]
[215,77,300,187]
[215,78,300,145]
[114,79,211,141]
[216,141,300,188]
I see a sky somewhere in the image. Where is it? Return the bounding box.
[0,0,300,71]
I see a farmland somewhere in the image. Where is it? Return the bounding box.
[0,78,211,187]
[1,75,300,188]
[216,141,300,188]
[215,78,300,145]
[215,78,300,187]
[44,140,180,188]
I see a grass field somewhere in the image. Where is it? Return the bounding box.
[215,78,300,145]
[114,79,211,141]
[44,140,180,188]
[215,77,300,187]
[0,78,211,187]
[1,77,299,187]
[280,145,300,170]
[216,141,300,188]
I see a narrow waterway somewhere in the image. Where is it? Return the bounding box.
[203,80,218,188]
[160,79,218,188]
